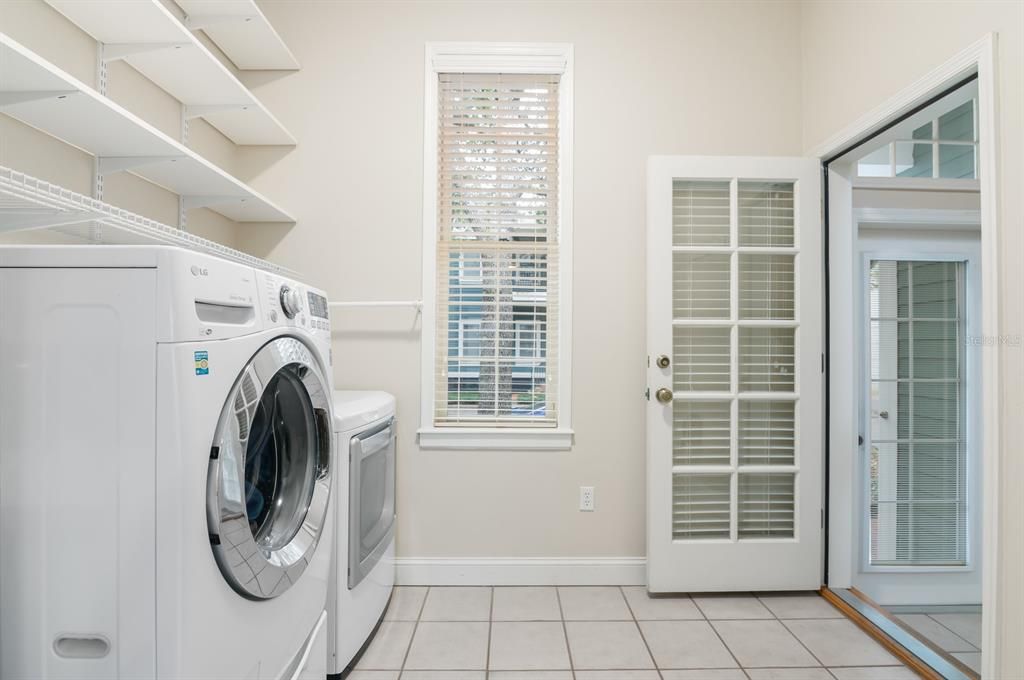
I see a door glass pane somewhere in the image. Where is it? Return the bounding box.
[673,253,730,319]
[738,473,795,538]
[738,181,794,247]
[739,254,794,320]
[868,259,966,566]
[673,180,730,246]
[739,327,795,392]
[673,327,730,391]
[674,400,731,466]
[739,400,795,466]
[673,473,731,539]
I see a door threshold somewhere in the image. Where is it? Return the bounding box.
[821,587,978,680]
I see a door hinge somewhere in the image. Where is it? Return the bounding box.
[821,352,825,374]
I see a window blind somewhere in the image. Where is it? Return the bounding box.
[670,178,799,542]
[869,260,967,566]
[434,72,560,428]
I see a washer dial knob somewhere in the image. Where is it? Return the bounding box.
[279,285,302,319]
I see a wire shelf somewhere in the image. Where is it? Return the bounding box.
[0,166,295,276]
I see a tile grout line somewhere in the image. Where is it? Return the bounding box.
[922,612,981,652]
[554,586,577,680]
[699,593,748,675]
[619,585,663,679]
[485,586,494,679]
[757,592,835,673]
[397,586,429,678]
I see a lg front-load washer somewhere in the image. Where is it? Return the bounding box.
[327,391,397,678]
[0,246,334,680]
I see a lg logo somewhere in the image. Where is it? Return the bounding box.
[190,265,209,277]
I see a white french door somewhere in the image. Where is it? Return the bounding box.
[646,156,824,592]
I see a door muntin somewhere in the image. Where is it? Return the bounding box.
[348,418,396,589]
[208,336,333,600]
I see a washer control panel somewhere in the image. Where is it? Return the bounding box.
[255,271,332,339]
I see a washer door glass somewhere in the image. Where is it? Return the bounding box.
[208,336,332,600]
[245,368,317,549]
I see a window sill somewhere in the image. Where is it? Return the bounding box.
[417,427,574,451]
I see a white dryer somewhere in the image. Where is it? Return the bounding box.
[0,246,334,680]
[328,391,397,677]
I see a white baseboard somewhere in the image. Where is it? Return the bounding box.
[394,557,647,586]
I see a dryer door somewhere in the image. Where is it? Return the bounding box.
[348,417,396,589]
[208,336,333,600]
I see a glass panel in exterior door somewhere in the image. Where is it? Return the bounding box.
[669,178,799,545]
[736,181,798,542]
[868,260,967,566]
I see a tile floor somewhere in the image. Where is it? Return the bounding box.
[890,606,983,675]
[348,587,916,679]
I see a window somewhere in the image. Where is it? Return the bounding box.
[420,43,573,449]
[856,97,978,180]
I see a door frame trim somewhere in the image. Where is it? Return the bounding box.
[813,34,1000,678]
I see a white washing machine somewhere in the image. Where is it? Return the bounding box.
[327,391,397,678]
[0,245,335,680]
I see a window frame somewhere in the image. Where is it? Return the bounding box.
[419,42,574,450]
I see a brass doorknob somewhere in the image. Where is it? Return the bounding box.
[656,354,671,369]
[655,388,673,404]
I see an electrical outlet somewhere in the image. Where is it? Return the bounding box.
[579,486,595,511]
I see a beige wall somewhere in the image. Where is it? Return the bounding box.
[0,0,244,247]
[235,0,805,559]
[801,1,1024,674]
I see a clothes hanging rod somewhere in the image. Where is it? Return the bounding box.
[328,300,423,310]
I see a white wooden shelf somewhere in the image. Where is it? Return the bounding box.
[175,0,300,70]
[0,165,295,275]
[45,0,295,145]
[0,33,294,223]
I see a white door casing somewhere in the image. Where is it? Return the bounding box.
[646,156,824,592]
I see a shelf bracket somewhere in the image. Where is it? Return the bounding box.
[184,13,258,30]
[184,104,249,119]
[182,195,247,211]
[0,90,78,107]
[98,156,185,175]
[102,42,192,62]
[0,209,102,233]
